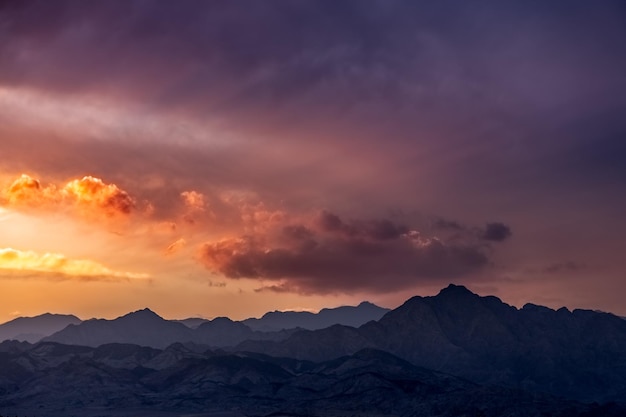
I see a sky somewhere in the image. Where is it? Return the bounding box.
[1,0,625,322]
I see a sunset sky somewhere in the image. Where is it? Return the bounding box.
[1,1,625,322]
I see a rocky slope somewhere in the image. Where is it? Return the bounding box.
[0,341,621,417]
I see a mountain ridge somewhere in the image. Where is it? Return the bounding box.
[17,285,626,404]
[1,340,622,417]
[238,284,626,403]
[0,313,81,343]
[242,301,390,331]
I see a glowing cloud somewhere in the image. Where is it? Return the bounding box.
[3,174,56,207]
[181,191,206,211]
[1,174,135,218]
[0,248,149,281]
[165,238,187,256]
[63,176,135,216]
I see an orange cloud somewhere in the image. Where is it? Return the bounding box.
[63,176,135,216]
[240,202,286,233]
[1,174,135,218]
[165,238,187,256]
[0,248,149,281]
[181,190,206,211]
[3,174,58,207]
[180,190,217,225]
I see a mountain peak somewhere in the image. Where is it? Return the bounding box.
[437,284,475,298]
[123,308,163,320]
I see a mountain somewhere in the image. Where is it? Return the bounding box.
[33,287,626,403]
[173,317,209,328]
[242,301,390,331]
[238,284,626,403]
[0,313,81,343]
[43,308,194,349]
[44,310,296,349]
[1,340,621,417]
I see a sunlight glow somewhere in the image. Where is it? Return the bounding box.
[0,248,149,281]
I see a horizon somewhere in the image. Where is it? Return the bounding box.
[2,283,623,325]
[1,1,625,323]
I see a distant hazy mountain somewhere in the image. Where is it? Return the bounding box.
[34,286,626,403]
[1,340,621,417]
[44,309,295,349]
[242,301,390,331]
[238,284,626,403]
[43,308,193,349]
[173,317,209,328]
[0,313,81,343]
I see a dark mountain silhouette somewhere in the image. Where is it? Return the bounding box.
[0,313,81,343]
[44,310,297,349]
[31,286,626,405]
[238,284,626,403]
[242,301,390,331]
[43,308,193,349]
[1,340,621,417]
[173,317,209,328]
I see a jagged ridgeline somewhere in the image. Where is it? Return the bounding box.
[1,285,625,416]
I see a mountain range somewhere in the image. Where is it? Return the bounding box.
[238,284,626,403]
[0,340,622,417]
[0,313,80,343]
[2,284,626,415]
[0,301,388,344]
[242,301,389,331]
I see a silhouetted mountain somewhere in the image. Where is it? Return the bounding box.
[173,317,209,328]
[29,287,626,405]
[43,308,193,349]
[0,313,81,343]
[44,309,296,349]
[194,316,254,346]
[242,301,390,331]
[1,340,621,417]
[239,284,626,403]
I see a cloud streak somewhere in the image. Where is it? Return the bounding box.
[0,248,149,281]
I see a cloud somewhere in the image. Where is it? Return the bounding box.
[317,210,409,240]
[481,222,512,242]
[180,190,217,225]
[433,217,512,243]
[1,174,136,218]
[3,174,56,206]
[63,176,135,215]
[198,211,491,294]
[164,238,187,256]
[543,261,586,274]
[0,248,149,281]
[181,191,206,211]
[432,218,464,231]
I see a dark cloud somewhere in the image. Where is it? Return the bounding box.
[1,0,625,308]
[481,222,512,242]
[2,0,625,203]
[198,212,491,294]
[543,261,586,274]
[317,211,409,241]
[317,210,345,233]
[433,217,512,244]
[282,225,315,241]
[433,218,464,231]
